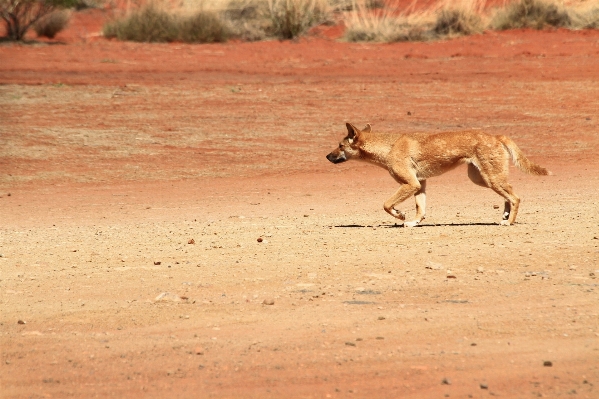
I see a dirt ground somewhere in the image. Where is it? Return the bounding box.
[2,10,599,399]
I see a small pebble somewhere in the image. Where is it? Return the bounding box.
[480,383,488,390]
[188,239,195,245]
[154,261,161,265]
[345,342,356,346]
[154,292,181,302]
[262,298,274,305]
[257,237,263,243]
[543,360,553,367]
[493,204,500,209]
[17,320,25,325]
[442,377,451,385]
[378,316,386,320]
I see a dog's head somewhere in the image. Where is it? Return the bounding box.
[326,122,371,164]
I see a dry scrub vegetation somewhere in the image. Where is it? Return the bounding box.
[344,0,599,42]
[2,0,599,41]
[94,0,599,43]
[33,8,71,38]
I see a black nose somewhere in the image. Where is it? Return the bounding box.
[326,153,346,164]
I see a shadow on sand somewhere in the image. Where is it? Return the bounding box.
[334,222,500,228]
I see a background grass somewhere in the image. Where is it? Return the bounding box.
[34,10,72,39]
[101,0,599,44]
[103,3,230,42]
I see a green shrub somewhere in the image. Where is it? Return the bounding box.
[433,8,483,36]
[34,9,70,38]
[490,0,571,30]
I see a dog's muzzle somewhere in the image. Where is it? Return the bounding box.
[326,152,347,164]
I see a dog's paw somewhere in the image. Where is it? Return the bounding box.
[391,208,405,220]
[404,220,420,228]
[500,220,511,226]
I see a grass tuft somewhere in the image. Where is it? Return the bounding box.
[490,0,571,30]
[224,0,271,41]
[104,5,178,42]
[265,0,331,39]
[34,10,71,39]
[103,4,230,43]
[178,11,231,42]
[433,8,483,36]
[569,1,599,29]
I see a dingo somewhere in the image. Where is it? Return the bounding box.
[326,123,550,226]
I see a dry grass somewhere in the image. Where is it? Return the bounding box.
[103,5,179,42]
[489,0,571,30]
[103,3,230,42]
[102,0,599,44]
[265,0,331,39]
[343,0,486,42]
[343,6,432,42]
[433,8,483,36]
[568,0,599,29]
[34,9,71,39]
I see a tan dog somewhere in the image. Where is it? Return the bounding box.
[326,123,550,226]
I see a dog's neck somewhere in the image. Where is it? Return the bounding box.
[358,134,395,168]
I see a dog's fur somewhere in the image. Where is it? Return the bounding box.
[326,123,550,226]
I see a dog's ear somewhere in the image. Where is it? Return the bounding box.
[346,122,361,140]
[362,123,371,133]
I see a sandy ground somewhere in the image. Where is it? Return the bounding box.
[1,9,599,399]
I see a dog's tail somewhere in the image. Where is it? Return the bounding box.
[497,135,552,176]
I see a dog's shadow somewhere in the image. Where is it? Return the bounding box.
[335,222,499,228]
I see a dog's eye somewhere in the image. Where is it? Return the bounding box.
[339,144,344,149]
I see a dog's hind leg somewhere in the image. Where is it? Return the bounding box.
[477,165,520,225]
[475,146,520,225]
[468,163,512,222]
[489,181,520,225]
[405,180,427,227]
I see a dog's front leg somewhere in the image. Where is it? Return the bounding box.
[383,183,420,225]
[406,180,427,227]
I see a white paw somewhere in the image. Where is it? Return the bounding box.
[404,220,420,228]
[500,220,511,226]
